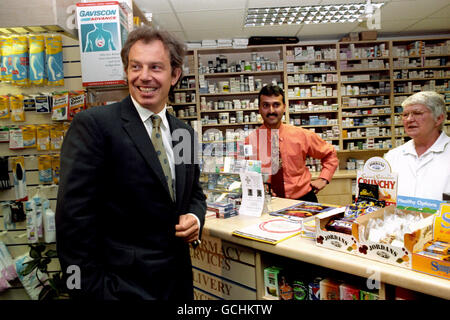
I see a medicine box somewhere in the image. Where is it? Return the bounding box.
[339,283,360,300]
[264,266,283,299]
[320,278,341,300]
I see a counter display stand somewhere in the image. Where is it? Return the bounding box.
[191,198,449,300]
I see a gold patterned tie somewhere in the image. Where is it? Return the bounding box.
[150,115,174,201]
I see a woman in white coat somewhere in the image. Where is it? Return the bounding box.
[384,91,449,201]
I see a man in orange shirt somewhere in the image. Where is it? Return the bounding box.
[245,85,338,202]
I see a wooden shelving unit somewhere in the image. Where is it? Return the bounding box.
[171,37,448,163]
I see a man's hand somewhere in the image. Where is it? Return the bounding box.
[175,214,199,243]
[310,178,328,194]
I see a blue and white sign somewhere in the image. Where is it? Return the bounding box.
[76,1,129,86]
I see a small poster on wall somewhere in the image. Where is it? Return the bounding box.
[76,1,129,87]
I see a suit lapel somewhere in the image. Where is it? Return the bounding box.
[167,113,186,209]
[120,97,172,199]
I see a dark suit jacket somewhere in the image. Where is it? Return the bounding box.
[55,96,206,300]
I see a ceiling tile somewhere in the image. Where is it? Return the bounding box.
[168,31,186,41]
[372,19,417,32]
[247,0,321,7]
[299,22,359,36]
[134,0,450,42]
[405,18,450,31]
[184,28,246,42]
[177,10,245,30]
[170,0,247,11]
[380,0,450,20]
[242,25,302,37]
[133,0,173,13]
[152,13,182,31]
[428,4,450,18]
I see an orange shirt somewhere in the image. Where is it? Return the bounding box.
[245,123,338,199]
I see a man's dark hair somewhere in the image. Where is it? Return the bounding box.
[258,85,285,105]
[120,26,185,78]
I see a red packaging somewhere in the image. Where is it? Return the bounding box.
[339,283,360,300]
[320,278,341,300]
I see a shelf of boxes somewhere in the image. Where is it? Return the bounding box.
[196,45,285,146]
[178,37,449,156]
[391,38,450,124]
[168,51,199,126]
[285,43,340,150]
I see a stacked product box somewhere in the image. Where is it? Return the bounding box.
[263,266,322,300]
[412,203,450,279]
[263,267,383,300]
[207,202,237,219]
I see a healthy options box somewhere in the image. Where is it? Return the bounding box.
[76,1,129,86]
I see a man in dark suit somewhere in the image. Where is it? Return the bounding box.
[55,27,206,300]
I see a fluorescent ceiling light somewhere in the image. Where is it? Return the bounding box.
[244,1,384,27]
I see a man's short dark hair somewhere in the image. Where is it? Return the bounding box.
[120,26,185,78]
[258,85,285,105]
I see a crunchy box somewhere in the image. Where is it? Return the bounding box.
[352,206,434,268]
[411,203,450,279]
[315,207,359,255]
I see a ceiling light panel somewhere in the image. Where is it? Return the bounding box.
[244,2,384,27]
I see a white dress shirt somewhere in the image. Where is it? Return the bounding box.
[384,131,450,201]
[131,97,201,232]
[131,96,176,195]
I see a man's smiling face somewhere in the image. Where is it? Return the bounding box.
[126,39,181,112]
[259,94,286,129]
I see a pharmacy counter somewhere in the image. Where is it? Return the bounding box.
[198,197,450,300]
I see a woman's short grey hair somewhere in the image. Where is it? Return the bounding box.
[401,91,447,130]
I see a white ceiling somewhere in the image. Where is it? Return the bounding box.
[133,0,450,43]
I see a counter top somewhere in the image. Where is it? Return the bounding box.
[202,197,450,300]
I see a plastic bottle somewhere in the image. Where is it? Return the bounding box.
[43,208,56,243]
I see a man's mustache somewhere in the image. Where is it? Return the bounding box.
[267,113,278,117]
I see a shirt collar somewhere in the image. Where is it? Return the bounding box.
[130,95,169,129]
[404,131,450,155]
[260,122,285,133]
[427,131,450,153]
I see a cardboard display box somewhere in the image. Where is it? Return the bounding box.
[360,31,378,40]
[315,207,359,255]
[412,203,450,279]
[352,206,434,268]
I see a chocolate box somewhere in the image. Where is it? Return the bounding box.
[315,207,359,255]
